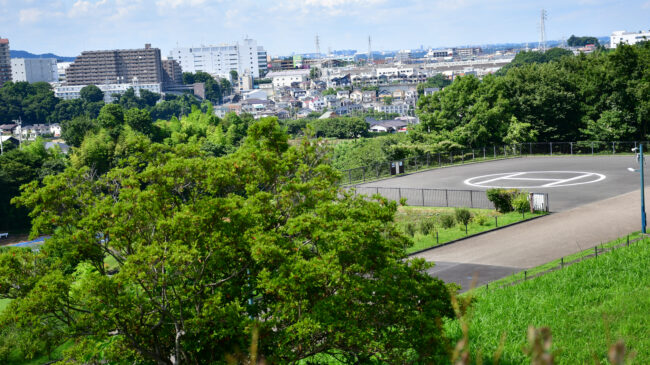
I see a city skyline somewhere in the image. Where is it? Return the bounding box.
[1,0,650,57]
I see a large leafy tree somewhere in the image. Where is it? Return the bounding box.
[6,118,453,364]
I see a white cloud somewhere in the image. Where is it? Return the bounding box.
[19,8,43,23]
[156,0,206,8]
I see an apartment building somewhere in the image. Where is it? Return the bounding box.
[171,38,267,78]
[0,37,11,85]
[65,44,163,85]
[162,59,183,87]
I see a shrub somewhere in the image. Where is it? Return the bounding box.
[486,188,519,213]
[439,213,456,229]
[512,191,530,217]
[419,219,435,235]
[474,213,489,226]
[455,208,473,234]
[404,222,416,237]
[399,197,408,206]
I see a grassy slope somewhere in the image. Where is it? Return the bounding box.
[394,206,545,254]
[447,237,650,364]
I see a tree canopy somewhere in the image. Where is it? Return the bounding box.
[2,115,453,364]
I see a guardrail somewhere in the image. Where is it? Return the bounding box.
[340,141,649,186]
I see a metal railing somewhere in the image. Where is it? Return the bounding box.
[339,141,649,186]
[349,186,549,212]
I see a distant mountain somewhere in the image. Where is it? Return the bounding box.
[10,50,75,62]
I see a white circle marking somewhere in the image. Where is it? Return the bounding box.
[464,171,606,188]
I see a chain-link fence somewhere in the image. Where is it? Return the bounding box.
[340,141,648,186]
[349,186,549,211]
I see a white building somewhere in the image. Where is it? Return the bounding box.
[56,62,72,82]
[375,102,411,116]
[55,82,162,103]
[170,38,267,78]
[266,69,310,89]
[610,30,650,48]
[11,58,58,83]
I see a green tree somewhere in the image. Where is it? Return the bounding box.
[124,108,153,135]
[8,118,453,364]
[79,85,104,103]
[61,115,99,147]
[309,66,321,79]
[97,103,125,139]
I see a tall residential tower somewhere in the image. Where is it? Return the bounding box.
[65,44,163,85]
[0,37,11,86]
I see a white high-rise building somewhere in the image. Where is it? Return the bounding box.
[171,38,267,79]
[610,30,650,48]
[11,58,58,83]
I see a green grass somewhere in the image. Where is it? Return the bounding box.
[447,233,650,364]
[395,206,546,254]
[0,298,10,314]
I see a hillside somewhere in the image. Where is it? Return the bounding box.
[9,50,75,62]
[448,234,650,364]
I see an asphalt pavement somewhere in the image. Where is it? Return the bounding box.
[357,155,646,211]
[357,156,650,290]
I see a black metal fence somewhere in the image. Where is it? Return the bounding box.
[349,186,549,211]
[340,141,649,186]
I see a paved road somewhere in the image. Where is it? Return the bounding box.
[415,190,644,290]
[358,156,644,211]
[357,156,649,290]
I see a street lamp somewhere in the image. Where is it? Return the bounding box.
[628,145,646,234]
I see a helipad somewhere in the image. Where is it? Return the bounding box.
[355,156,648,211]
[464,171,606,188]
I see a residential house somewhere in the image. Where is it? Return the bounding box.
[375,102,411,116]
[0,123,17,135]
[368,119,408,133]
[423,87,440,96]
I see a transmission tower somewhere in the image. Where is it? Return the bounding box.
[539,9,547,52]
[315,35,321,61]
[368,35,373,65]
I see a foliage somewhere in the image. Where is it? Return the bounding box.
[416,74,452,95]
[61,115,99,147]
[567,35,600,47]
[309,67,321,79]
[309,117,369,139]
[0,81,59,123]
[418,218,435,235]
[512,191,531,215]
[439,213,456,229]
[473,213,489,226]
[404,222,416,237]
[79,85,104,103]
[7,118,454,364]
[0,139,68,231]
[322,88,338,96]
[486,188,518,213]
[454,208,472,233]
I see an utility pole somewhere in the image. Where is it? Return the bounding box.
[641,144,646,233]
[368,35,373,65]
[539,9,547,52]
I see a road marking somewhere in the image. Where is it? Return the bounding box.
[464,171,606,188]
[475,172,524,185]
[543,173,594,187]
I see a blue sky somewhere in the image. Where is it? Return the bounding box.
[1,0,649,57]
